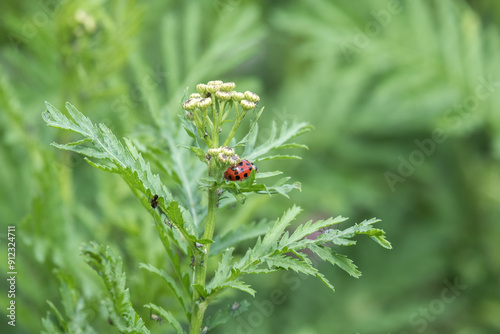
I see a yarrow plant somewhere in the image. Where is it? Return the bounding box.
[42,80,391,333]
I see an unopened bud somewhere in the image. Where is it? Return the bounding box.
[221,146,235,155]
[198,97,212,109]
[244,91,260,103]
[215,91,232,101]
[196,83,207,94]
[190,93,202,99]
[218,153,229,163]
[229,154,240,164]
[206,84,220,94]
[231,91,245,101]
[220,82,236,91]
[208,147,222,155]
[207,80,223,86]
[240,100,256,110]
[183,98,199,110]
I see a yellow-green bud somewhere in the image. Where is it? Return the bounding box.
[229,154,240,164]
[183,98,199,110]
[196,83,207,94]
[240,99,256,110]
[215,91,232,101]
[198,97,212,109]
[244,91,260,103]
[220,82,236,91]
[208,147,221,155]
[231,91,245,101]
[207,84,220,94]
[218,153,229,163]
[190,93,202,99]
[186,111,194,120]
[221,146,235,155]
[207,80,223,86]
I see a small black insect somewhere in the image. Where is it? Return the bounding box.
[150,194,159,209]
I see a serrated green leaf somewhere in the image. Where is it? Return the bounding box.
[279,215,347,250]
[193,284,208,299]
[244,121,313,161]
[204,300,251,330]
[81,242,150,334]
[43,102,176,219]
[254,171,283,179]
[308,244,361,278]
[139,263,189,315]
[256,206,302,258]
[83,157,116,173]
[144,304,185,334]
[179,145,207,163]
[371,235,392,249]
[217,280,256,297]
[275,143,309,150]
[207,248,235,293]
[314,272,335,292]
[211,219,271,255]
[45,301,67,332]
[265,254,317,275]
[256,154,302,161]
[166,200,199,243]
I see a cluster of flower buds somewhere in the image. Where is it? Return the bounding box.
[182,93,212,113]
[207,146,240,164]
[183,80,260,112]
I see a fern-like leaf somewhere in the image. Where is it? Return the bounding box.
[139,263,190,317]
[43,102,172,203]
[144,304,185,334]
[81,242,149,334]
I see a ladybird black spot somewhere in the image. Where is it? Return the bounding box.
[243,173,248,178]
[235,175,240,180]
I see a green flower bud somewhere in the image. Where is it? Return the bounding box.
[183,98,199,110]
[208,147,221,155]
[207,84,220,94]
[196,83,207,94]
[190,93,202,99]
[220,82,236,91]
[207,80,223,86]
[231,91,245,101]
[218,153,229,163]
[198,97,212,109]
[186,111,194,120]
[215,91,232,101]
[229,154,240,164]
[221,146,235,155]
[244,91,260,103]
[240,99,256,110]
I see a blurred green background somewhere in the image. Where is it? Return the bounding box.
[1,0,500,333]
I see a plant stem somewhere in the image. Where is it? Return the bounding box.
[189,160,219,333]
[223,109,245,147]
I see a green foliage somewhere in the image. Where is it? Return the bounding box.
[42,271,97,334]
[81,242,149,333]
[3,0,499,333]
[208,206,390,296]
[41,81,389,333]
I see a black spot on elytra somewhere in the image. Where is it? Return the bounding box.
[235,175,240,180]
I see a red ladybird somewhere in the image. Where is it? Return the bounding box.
[224,159,257,181]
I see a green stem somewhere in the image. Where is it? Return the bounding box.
[189,161,219,333]
[223,107,245,147]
